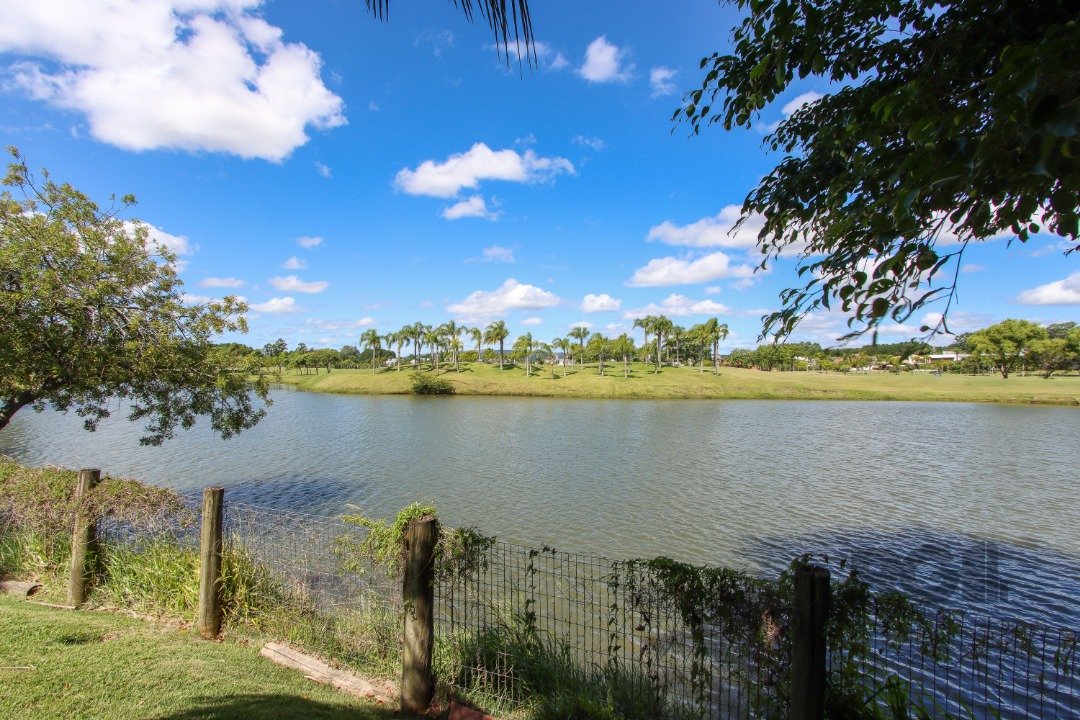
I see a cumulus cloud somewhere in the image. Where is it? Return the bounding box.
[624,294,731,319]
[447,278,560,320]
[647,205,764,249]
[704,286,722,295]
[580,293,621,312]
[281,256,306,270]
[0,1,345,161]
[395,143,574,198]
[578,36,633,83]
[250,296,298,314]
[572,135,605,151]
[269,275,328,294]
[442,195,500,220]
[649,66,677,97]
[497,40,568,71]
[199,276,245,288]
[1016,272,1080,305]
[521,316,543,326]
[131,221,193,270]
[627,252,756,287]
[296,235,322,248]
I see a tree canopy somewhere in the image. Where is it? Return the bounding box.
[681,0,1079,340]
[0,149,269,444]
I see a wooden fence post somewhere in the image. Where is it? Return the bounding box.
[791,563,831,720]
[66,468,101,607]
[402,516,439,715]
[197,486,225,639]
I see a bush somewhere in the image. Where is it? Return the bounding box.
[410,372,455,395]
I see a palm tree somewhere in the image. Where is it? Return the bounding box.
[653,315,673,373]
[669,324,686,365]
[409,322,428,369]
[611,333,635,378]
[587,332,608,376]
[394,326,411,371]
[425,327,442,370]
[485,320,509,368]
[552,336,572,378]
[438,320,463,371]
[365,1,535,65]
[567,326,590,369]
[512,332,534,376]
[468,326,483,364]
[535,341,555,378]
[360,328,381,374]
[701,317,729,374]
[633,315,657,369]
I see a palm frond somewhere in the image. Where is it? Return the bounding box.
[365,0,535,65]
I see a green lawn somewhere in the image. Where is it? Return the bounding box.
[275,362,1080,406]
[0,596,397,720]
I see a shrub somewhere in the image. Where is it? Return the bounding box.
[410,372,455,395]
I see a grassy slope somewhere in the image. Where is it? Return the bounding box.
[0,596,396,720]
[276,363,1080,405]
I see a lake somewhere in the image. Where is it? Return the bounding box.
[2,387,1077,625]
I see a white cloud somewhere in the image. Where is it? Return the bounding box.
[251,296,298,314]
[647,205,763,249]
[624,294,731,319]
[281,256,306,270]
[649,66,677,97]
[960,263,986,274]
[578,36,633,83]
[580,293,621,312]
[478,245,515,263]
[497,40,568,71]
[416,29,455,56]
[132,221,193,270]
[368,99,380,112]
[296,235,322,248]
[0,1,345,161]
[447,278,561,320]
[181,293,213,305]
[199,276,245,288]
[1016,272,1080,305]
[314,162,331,178]
[571,135,605,151]
[627,252,756,287]
[269,275,328,294]
[569,321,593,330]
[303,317,376,332]
[442,195,500,220]
[395,143,575,198]
[704,286,722,295]
[521,316,542,326]
[780,91,823,117]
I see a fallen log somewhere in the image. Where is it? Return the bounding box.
[259,642,395,705]
[0,580,41,597]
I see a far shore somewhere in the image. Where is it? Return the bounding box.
[268,362,1080,406]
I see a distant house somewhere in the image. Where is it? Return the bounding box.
[928,352,970,362]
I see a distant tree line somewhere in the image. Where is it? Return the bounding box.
[219,318,1078,381]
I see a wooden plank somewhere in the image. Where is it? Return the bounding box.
[0,580,42,596]
[259,642,395,705]
[197,486,224,639]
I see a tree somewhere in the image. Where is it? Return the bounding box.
[610,333,636,378]
[360,328,382,374]
[653,316,674,373]
[1047,321,1078,340]
[699,317,729,374]
[586,332,609,376]
[1030,327,1079,378]
[485,320,509,368]
[552,336,572,377]
[468,326,483,364]
[512,332,534,376]
[681,0,1079,340]
[567,326,590,369]
[632,316,658,369]
[0,150,269,443]
[967,319,1047,378]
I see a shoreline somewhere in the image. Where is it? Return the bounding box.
[267,363,1080,407]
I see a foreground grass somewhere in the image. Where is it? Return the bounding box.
[0,596,396,720]
[277,362,1080,405]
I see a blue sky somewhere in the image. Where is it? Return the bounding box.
[2,0,1077,352]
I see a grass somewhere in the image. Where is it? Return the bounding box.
[0,595,397,720]
[276,362,1080,406]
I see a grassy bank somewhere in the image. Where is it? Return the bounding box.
[0,596,393,720]
[276,362,1080,405]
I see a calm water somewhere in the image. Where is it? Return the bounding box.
[2,388,1077,625]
